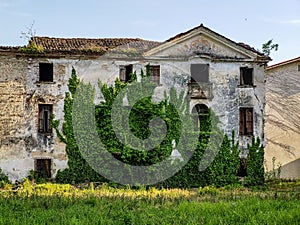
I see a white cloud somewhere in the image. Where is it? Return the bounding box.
[280,19,300,24]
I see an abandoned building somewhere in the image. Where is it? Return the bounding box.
[265,57,300,179]
[0,24,270,181]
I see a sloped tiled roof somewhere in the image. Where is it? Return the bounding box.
[0,24,270,60]
[29,37,161,55]
[0,46,19,51]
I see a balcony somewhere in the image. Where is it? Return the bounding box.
[188,82,213,99]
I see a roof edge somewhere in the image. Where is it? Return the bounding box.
[165,24,269,58]
[266,56,300,70]
[145,24,270,60]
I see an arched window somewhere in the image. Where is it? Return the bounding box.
[192,104,209,129]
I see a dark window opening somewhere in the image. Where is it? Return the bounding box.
[119,65,133,82]
[191,64,209,83]
[239,108,253,136]
[38,104,52,133]
[192,104,209,130]
[35,159,51,178]
[298,65,300,72]
[240,67,253,86]
[39,63,53,82]
[237,158,247,177]
[149,65,160,84]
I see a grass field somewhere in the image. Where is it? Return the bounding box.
[0,180,299,225]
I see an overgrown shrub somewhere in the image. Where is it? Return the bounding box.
[18,42,44,54]
[0,168,10,187]
[52,68,105,184]
[245,137,265,186]
[52,67,264,187]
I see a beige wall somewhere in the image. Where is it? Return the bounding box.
[265,61,300,179]
[0,54,68,181]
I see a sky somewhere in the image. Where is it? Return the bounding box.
[0,0,300,65]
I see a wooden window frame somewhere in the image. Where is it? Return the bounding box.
[35,158,51,178]
[38,104,53,134]
[239,107,253,136]
[149,65,160,84]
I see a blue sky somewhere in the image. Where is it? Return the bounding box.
[0,0,300,64]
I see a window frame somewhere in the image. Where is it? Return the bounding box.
[239,107,254,136]
[149,65,160,84]
[39,62,54,82]
[190,64,209,83]
[240,67,254,87]
[119,64,133,83]
[35,158,52,178]
[192,104,209,130]
[38,104,53,134]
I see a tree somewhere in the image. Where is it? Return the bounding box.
[262,39,279,56]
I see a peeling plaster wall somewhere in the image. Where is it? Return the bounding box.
[0,55,28,180]
[0,44,266,181]
[68,56,265,151]
[0,55,68,181]
[265,62,300,179]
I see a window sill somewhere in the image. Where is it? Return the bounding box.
[188,81,210,85]
[238,85,256,88]
[239,134,253,137]
[38,132,53,136]
[36,81,56,85]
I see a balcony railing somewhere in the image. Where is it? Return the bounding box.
[188,82,213,99]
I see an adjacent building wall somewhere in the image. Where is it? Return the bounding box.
[266,61,300,179]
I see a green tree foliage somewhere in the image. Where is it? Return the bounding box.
[52,68,104,183]
[262,39,279,56]
[245,137,265,186]
[52,67,264,187]
[0,168,9,184]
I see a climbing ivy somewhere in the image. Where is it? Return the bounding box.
[52,68,104,183]
[52,67,264,187]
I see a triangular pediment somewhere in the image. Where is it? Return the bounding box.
[144,25,263,60]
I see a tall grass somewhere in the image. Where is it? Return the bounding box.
[0,181,299,224]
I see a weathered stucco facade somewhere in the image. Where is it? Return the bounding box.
[265,57,300,179]
[0,25,269,181]
[0,53,68,180]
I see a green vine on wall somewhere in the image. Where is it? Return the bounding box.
[52,67,265,187]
